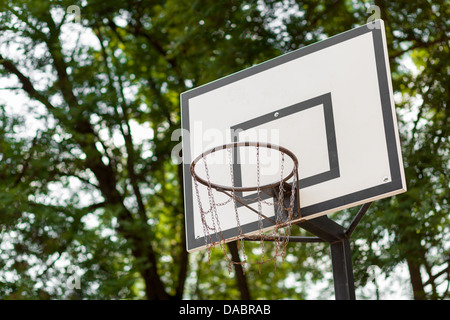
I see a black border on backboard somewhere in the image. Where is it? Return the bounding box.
[181,20,405,252]
[230,92,340,204]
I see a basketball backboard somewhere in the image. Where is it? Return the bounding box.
[181,20,406,252]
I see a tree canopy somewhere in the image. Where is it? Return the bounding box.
[0,0,448,300]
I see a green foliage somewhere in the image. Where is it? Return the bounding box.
[0,0,448,300]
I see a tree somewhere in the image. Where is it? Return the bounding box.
[0,0,448,300]
[347,0,449,300]
[0,0,283,299]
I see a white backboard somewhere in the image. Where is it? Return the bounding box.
[181,20,406,252]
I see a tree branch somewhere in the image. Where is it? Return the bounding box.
[389,37,448,60]
[92,23,170,300]
[423,261,450,287]
[93,25,148,222]
[228,241,251,300]
[12,133,40,188]
[0,54,56,111]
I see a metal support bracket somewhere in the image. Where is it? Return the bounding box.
[242,202,373,300]
[298,202,372,300]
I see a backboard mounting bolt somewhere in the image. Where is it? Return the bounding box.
[274,112,280,118]
[383,177,389,182]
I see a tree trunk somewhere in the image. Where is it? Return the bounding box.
[228,241,251,300]
[406,258,426,300]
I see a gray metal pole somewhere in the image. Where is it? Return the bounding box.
[330,238,356,300]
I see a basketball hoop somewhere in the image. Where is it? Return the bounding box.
[190,141,301,271]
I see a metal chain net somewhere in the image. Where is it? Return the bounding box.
[192,144,299,272]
